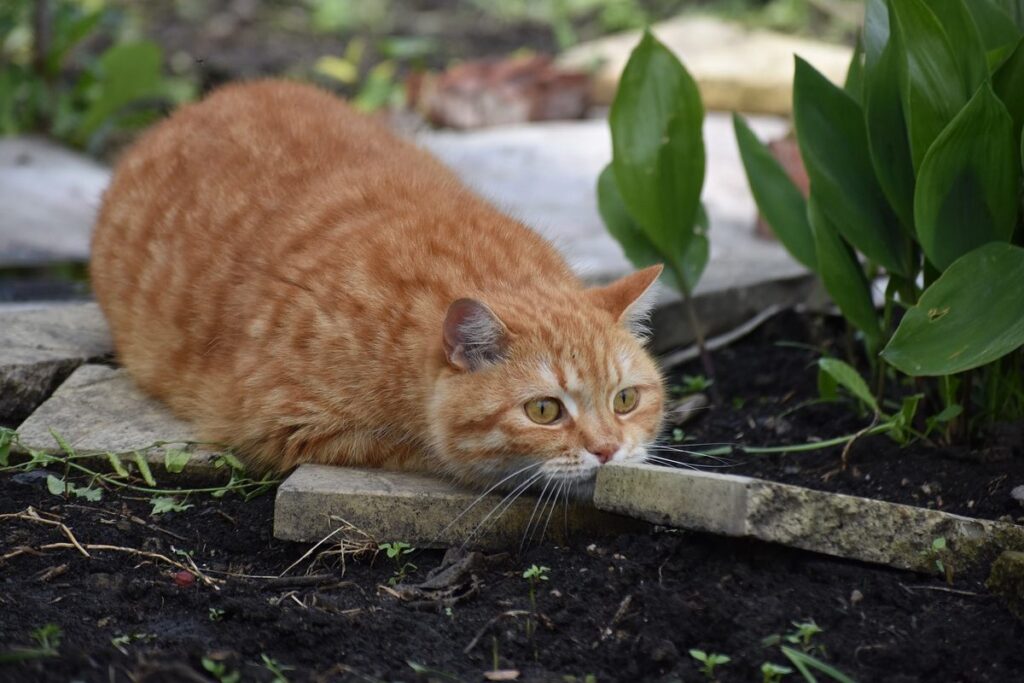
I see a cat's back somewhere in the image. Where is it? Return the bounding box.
[91,80,574,448]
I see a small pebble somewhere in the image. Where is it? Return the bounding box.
[1010,485,1024,507]
[850,589,864,605]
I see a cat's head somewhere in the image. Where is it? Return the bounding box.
[429,265,665,497]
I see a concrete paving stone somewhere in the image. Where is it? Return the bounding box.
[595,462,1024,572]
[560,14,853,114]
[274,464,645,549]
[0,136,108,267]
[0,303,112,426]
[987,551,1024,619]
[15,364,221,477]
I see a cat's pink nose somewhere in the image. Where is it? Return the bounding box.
[590,444,618,464]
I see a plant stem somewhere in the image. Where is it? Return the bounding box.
[668,263,718,403]
[741,422,894,454]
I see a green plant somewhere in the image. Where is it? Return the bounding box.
[522,564,550,639]
[0,624,62,663]
[597,30,716,384]
[736,0,1024,438]
[928,536,956,584]
[781,646,856,683]
[762,661,794,683]
[208,608,225,622]
[0,427,280,503]
[202,657,241,683]
[688,649,730,679]
[0,0,192,151]
[259,653,293,683]
[379,541,416,585]
[785,620,824,652]
[673,374,714,395]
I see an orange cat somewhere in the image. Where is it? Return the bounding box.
[91,80,665,493]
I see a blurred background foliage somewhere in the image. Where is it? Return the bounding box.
[1,0,858,156]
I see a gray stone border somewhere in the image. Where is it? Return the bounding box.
[594,462,1024,573]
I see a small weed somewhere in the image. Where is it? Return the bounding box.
[259,653,293,683]
[928,536,955,585]
[781,646,855,683]
[208,608,225,622]
[688,649,730,679]
[150,495,193,515]
[785,620,824,651]
[202,657,241,683]
[522,564,550,639]
[110,633,155,655]
[0,624,62,663]
[672,427,685,443]
[379,541,416,585]
[761,661,793,683]
[672,375,714,395]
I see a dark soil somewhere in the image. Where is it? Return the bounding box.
[2,469,1022,683]
[666,310,1024,524]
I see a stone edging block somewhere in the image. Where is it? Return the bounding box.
[594,462,1024,572]
[274,464,645,548]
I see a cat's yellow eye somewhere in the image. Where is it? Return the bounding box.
[525,398,563,425]
[614,387,639,414]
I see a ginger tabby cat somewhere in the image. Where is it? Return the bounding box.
[91,80,665,495]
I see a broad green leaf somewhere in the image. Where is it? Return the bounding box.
[598,164,695,291]
[133,451,157,486]
[993,0,1024,31]
[106,452,130,478]
[610,31,704,259]
[676,205,710,293]
[994,36,1024,140]
[807,194,883,351]
[72,484,102,502]
[914,84,1019,270]
[864,32,916,231]
[844,38,864,103]
[928,0,989,89]
[890,394,922,444]
[164,449,193,474]
[733,114,816,270]
[793,58,909,276]
[882,243,1024,375]
[890,0,976,170]
[863,0,890,69]
[75,42,163,144]
[965,0,1021,51]
[817,365,839,401]
[47,475,66,497]
[818,358,879,414]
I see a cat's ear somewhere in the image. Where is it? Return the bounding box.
[443,298,509,372]
[586,264,663,337]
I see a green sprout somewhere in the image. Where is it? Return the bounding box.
[202,657,240,683]
[761,661,793,683]
[522,564,550,639]
[208,607,225,622]
[929,536,955,585]
[688,649,730,679]
[785,620,823,651]
[379,541,417,585]
[259,653,293,683]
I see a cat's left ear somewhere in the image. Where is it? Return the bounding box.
[443,298,509,372]
[586,264,663,337]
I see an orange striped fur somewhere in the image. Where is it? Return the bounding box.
[91,80,665,492]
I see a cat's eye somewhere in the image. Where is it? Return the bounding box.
[525,398,563,425]
[613,387,639,414]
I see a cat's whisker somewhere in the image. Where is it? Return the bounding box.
[462,470,546,549]
[539,479,565,544]
[435,461,544,543]
[642,454,739,471]
[520,476,555,553]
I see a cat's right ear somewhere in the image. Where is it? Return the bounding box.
[443,298,509,372]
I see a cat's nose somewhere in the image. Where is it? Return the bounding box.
[589,444,618,464]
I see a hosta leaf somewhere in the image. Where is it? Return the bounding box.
[914,84,1019,270]
[864,30,916,232]
[807,193,883,351]
[889,0,977,170]
[964,0,1021,51]
[844,38,864,103]
[818,358,879,414]
[733,114,816,270]
[793,58,909,276]
[75,41,163,145]
[928,0,988,89]
[994,36,1024,139]
[882,243,1024,375]
[610,31,704,260]
[864,0,890,69]
[992,0,1024,31]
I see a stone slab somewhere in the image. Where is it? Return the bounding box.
[595,462,1024,573]
[0,136,107,267]
[560,15,853,114]
[15,364,221,477]
[0,303,112,426]
[274,464,644,549]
